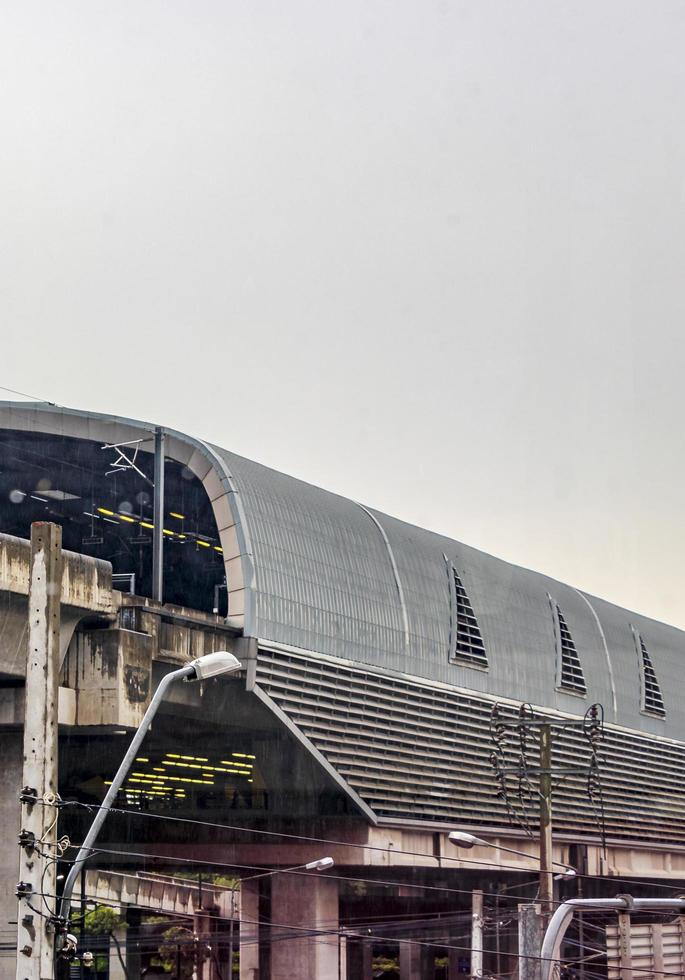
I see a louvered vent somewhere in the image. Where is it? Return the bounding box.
[638,634,666,716]
[450,567,488,667]
[555,605,586,695]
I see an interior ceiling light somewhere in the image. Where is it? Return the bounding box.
[118,513,136,523]
[41,489,81,501]
[196,540,211,548]
[97,507,115,516]
[169,512,185,520]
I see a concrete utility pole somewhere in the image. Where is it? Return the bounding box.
[518,903,543,980]
[470,889,483,979]
[539,723,554,920]
[16,523,63,980]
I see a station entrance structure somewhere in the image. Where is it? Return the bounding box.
[2,402,685,979]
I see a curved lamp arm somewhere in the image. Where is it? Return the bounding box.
[59,653,241,924]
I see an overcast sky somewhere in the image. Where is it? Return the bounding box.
[2,1,685,627]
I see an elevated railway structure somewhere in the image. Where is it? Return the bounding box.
[1,402,684,978]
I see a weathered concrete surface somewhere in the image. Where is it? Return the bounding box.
[0,532,117,678]
[270,873,339,980]
[63,628,153,727]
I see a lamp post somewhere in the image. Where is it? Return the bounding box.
[57,652,242,935]
[449,830,575,980]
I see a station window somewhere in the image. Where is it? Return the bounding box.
[0,429,226,614]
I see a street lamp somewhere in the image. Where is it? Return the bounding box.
[58,652,242,927]
[448,831,576,879]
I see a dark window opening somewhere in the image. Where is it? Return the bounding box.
[635,630,666,717]
[448,565,488,667]
[0,429,226,614]
[551,600,586,695]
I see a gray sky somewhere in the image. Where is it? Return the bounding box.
[2,1,685,627]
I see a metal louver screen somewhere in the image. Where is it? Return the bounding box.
[640,636,666,716]
[256,647,685,844]
[557,607,586,694]
[451,569,488,666]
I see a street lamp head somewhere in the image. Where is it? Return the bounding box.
[305,857,335,871]
[186,651,242,681]
[448,831,487,850]
[554,868,577,880]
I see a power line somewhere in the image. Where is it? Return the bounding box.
[52,797,685,897]
[0,383,57,405]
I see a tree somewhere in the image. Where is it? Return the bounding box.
[157,925,198,980]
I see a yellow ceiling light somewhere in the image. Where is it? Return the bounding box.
[166,753,181,758]
[196,540,211,548]
[140,521,155,530]
[97,507,115,516]
[214,546,223,553]
[169,512,185,520]
[135,757,149,763]
[118,513,136,523]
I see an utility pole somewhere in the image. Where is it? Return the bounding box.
[539,723,554,920]
[16,523,63,980]
[152,426,165,603]
[470,889,483,979]
[518,904,543,980]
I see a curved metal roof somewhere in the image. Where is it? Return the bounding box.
[1,402,683,738]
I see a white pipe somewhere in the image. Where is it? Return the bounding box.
[540,897,685,980]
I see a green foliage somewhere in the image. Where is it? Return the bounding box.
[83,905,127,936]
[372,954,400,973]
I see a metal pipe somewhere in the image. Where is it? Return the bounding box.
[59,662,196,922]
[152,426,165,602]
[540,897,685,980]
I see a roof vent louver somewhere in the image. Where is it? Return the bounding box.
[636,632,666,717]
[448,565,488,668]
[550,600,586,695]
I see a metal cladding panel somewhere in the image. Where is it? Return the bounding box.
[212,446,679,738]
[210,447,408,668]
[256,648,685,845]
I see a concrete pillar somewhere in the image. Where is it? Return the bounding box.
[125,907,142,980]
[345,936,373,979]
[269,874,339,980]
[400,940,433,979]
[239,879,259,980]
[109,927,129,980]
[0,731,22,962]
[193,908,222,980]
